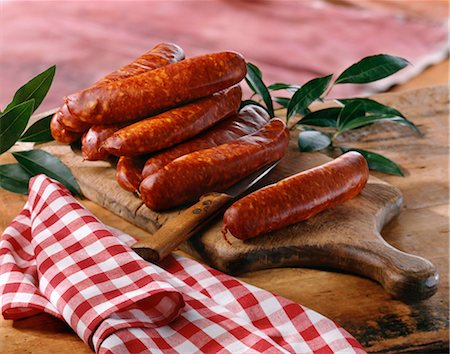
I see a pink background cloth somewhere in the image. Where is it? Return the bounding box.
[1,1,448,113]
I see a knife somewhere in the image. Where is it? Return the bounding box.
[132,161,279,263]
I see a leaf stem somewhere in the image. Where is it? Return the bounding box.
[331,130,341,141]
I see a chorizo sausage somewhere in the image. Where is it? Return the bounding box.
[81,124,126,161]
[101,42,185,83]
[223,151,369,240]
[57,104,91,133]
[116,156,147,193]
[66,51,247,124]
[50,111,82,144]
[102,85,242,157]
[142,105,271,178]
[58,43,185,133]
[140,118,289,211]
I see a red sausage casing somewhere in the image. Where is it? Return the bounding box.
[116,156,147,193]
[101,42,185,83]
[142,105,271,178]
[56,104,91,133]
[140,118,289,211]
[55,43,185,134]
[81,124,125,161]
[50,112,82,144]
[66,51,247,124]
[223,151,369,240]
[103,85,242,157]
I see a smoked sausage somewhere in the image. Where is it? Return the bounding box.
[140,118,289,211]
[223,151,369,240]
[56,104,91,133]
[81,124,125,161]
[50,112,82,144]
[102,85,242,157]
[100,42,185,83]
[116,156,147,193]
[142,105,271,178]
[66,51,247,124]
[57,43,185,134]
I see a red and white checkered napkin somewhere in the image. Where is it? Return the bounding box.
[1,175,365,354]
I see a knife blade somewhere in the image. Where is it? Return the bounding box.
[132,161,279,263]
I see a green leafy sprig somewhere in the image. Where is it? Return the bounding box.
[0,66,82,195]
[243,54,418,176]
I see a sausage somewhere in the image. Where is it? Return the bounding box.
[50,111,82,144]
[81,124,125,161]
[101,42,185,83]
[223,151,369,240]
[140,118,289,211]
[58,43,185,133]
[57,104,91,133]
[142,105,271,178]
[116,156,147,193]
[66,51,247,124]
[102,85,242,157]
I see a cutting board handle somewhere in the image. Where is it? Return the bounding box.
[344,237,439,301]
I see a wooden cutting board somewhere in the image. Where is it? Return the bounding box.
[40,134,438,301]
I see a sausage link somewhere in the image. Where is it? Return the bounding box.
[116,156,146,193]
[101,43,185,83]
[50,111,82,144]
[57,104,91,133]
[140,118,289,211]
[81,124,125,161]
[103,85,242,157]
[223,151,369,240]
[59,43,185,133]
[66,51,247,124]
[142,105,270,178]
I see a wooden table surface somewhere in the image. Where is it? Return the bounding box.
[1,85,448,353]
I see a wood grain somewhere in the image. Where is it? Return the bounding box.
[0,84,448,353]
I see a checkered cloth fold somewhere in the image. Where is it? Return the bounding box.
[1,175,365,353]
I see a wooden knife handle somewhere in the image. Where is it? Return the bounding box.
[132,192,233,263]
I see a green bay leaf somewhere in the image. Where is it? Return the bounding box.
[4,65,55,113]
[0,100,35,154]
[337,98,420,135]
[335,54,409,84]
[299,107,342,128]
[0,164,32,194]
[19,114,54,142]
[337,100,365,129]
[268,83,300,93]
[273,97,290,108]
[340,115,408,132]
[12,149,82,196]
[340,147,404,176]
[287,74,332,120]
[245,62,274,117]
